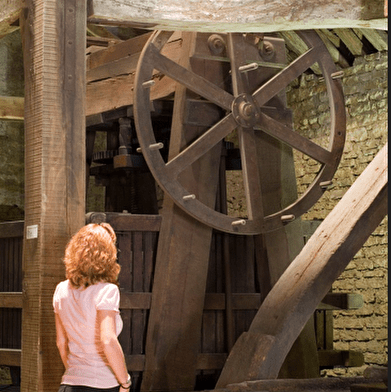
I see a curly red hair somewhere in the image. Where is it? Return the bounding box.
[64,223,120,288]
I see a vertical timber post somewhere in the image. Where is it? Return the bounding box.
[141,32,223,392]
[20,0,86,391]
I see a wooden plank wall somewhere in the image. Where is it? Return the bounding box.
[0,222,23,352]
[94,213,262,390]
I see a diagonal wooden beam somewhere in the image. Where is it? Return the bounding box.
[216,143,387,387]
[0,0,22,39]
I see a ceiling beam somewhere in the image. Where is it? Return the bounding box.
[0,0,22,38]
[88,0,388,32]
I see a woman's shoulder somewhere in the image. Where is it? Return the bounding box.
[94,282,120,310]
[54,279,70,295]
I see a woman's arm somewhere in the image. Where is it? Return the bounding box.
[55,313,69,369]
[97,309,131,389]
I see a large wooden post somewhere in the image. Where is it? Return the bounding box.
[141,32,224,392]
[20,1,86,391]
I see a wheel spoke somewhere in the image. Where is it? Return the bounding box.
[148,44,234,111]
[252,46,320,108]
[226,33,265,222]
[237,126,265,222]
[256,111,334,165]
[165,113,238,177]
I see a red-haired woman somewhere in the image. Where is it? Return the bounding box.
[53,223,131,392]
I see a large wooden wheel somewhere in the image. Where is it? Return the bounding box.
[134,30,346,234]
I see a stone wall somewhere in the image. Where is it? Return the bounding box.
[286,51,388,376]
[0,30,24,222]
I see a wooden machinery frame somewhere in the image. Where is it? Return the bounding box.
[0,1,388,392]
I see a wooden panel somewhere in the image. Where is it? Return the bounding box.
[0,232,23,351]
[115,226,159,391]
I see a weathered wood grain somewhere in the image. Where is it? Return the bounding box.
[20,0,87,390]
[216,143,387,386]
[88,0,387,32]
[140,32,224,392]
[86,36,181,116]
[0,96,24,121]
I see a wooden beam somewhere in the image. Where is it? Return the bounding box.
[0,95,24,121]
[88,0,387,32]
[356,28,388,51]
[0,348,21,367]
[0,0,22,39]
[19,0,87,391]
[216,143,387,386]
[0,292,23,308]
[86,34,181,116]
[317,350,364,368]
[0,220,24,238]
[334,28,365,56]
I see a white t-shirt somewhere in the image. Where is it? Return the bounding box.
[53,280,123,388]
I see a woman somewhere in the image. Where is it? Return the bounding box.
[53,223,131,392]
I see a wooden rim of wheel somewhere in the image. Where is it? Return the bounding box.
[134,30,346,234]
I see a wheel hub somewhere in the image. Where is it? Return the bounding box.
[232,93,259,128]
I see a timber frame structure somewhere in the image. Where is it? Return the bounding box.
[0,1,388,392]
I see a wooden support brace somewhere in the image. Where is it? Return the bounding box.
[217,143,387,387]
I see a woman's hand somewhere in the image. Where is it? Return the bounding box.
[119,376,131,392]
[119,384,131,392]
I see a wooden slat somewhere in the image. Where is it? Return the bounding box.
[124,353,229,372]
[87,212,162,231]
[86,36,182,117]
[334,28,364,56]
[319,292,363,310]
[87,31,154,70]
[0,292,23,308]
[357,28,388,52]
[318,350,364,368]
[0,221,24,239]
[0,96,24,121]
[315,30,350,68]
[278,31,321,74]
[0,348,21,367]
